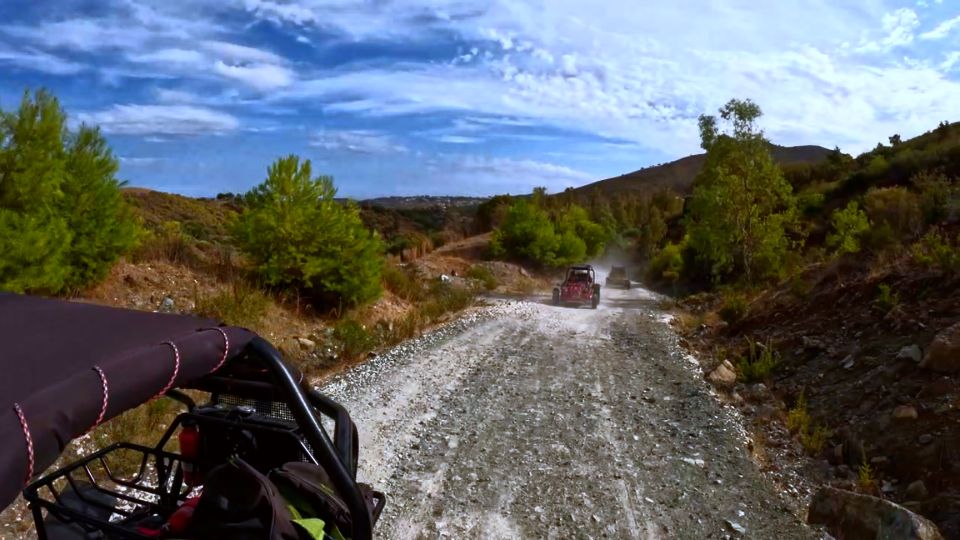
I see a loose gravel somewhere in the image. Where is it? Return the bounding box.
[321,286,816,539]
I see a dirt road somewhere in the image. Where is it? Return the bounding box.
[322,284,816,539]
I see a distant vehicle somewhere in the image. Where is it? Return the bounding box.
[552,265,600,309]
[605,266,631,289]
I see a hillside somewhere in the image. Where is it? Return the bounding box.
[574,144,833,197]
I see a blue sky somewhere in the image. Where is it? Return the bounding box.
[1,0,959,198]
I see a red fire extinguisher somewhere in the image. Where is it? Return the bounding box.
[178,419,202,487]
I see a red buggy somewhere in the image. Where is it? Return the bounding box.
[552,265,601,309]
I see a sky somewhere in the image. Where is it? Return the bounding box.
[1,1,959,199]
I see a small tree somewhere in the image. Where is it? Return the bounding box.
[0,89,136,293]
[685,99,798,283]
[233,155,384,307]
[827,202,870,255]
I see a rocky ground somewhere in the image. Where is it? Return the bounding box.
[321,285,819,539]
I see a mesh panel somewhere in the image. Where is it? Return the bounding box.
[211,394,297,425]
[209,394,315,462]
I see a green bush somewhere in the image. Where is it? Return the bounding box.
[826,202,870,255]
[646,241,685,284]
[912,229,960,273]
[874,283,899,312]
[0,89,138,293]
[736,338,779,383]
[718,290,749,323]
[466,265,498,290]
[863,186,923,240]
[233,155,384,307]
[490,191,608,268]
[333,319,378,360]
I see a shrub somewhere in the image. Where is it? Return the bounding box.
[863,186,923,240]
[131,221,196,265]
[647,241,685,284]
[418,281,475,321]
[736,338,779,383]
[233,156,384,308]
[0,89,138,293]
[912,229,960,273]
[912,170,957,224]
[333,319,378,360]
[826,202,870,255]
[194,283,270,329]
[466,265,498,291]
[874,283,899,312]
[491,195,606,268]
[382,264,423,301]
[718,290,748,323]
[786,392,831,455]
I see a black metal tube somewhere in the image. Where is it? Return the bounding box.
[249,337,372,540]
[308,388,358,477]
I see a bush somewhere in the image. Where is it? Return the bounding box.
[912,229,960,273]
[382,264,423,301]
[874,283,899,312]
[736,338,779,383]
[491,195,606,268]
[826,202,870,255]
[466,265,498,291]
[647,241,685,284]
[786,392,831,455]
[233,156,384,308]
[863,186,923,240]
[333,319,378,360]
[718,290,748,323]
[0,89,138,293]
[194,283,270,328]
[418,281,475,321]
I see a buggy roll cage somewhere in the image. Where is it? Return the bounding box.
[191,337,373,540]
[23,338,374,540]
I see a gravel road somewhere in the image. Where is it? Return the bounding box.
[322,284,816,540]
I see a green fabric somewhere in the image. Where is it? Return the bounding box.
[292,518,327,539]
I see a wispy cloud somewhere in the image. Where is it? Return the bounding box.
[0,45,84,74]
[920,14,960,40]
[76,104,240,136]
[310,130,408,154]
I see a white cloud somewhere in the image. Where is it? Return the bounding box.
[213,61,295,91]
[76,104,240,136]
[856,8,920,52]
[310,130,408,154]
[0,46,84,75]
[429,155,592,194]
[920,15,960,40]
[129,48,206,66]
[437,135,483,144]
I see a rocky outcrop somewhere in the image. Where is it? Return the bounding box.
[808,487,944,540]
[920,323,960,373]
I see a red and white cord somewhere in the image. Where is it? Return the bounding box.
[12,403,34,485]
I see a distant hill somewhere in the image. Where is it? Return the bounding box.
[357,195,489,210]
[571,144,833,197]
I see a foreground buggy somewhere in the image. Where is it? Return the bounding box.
[0,293,383,539]
[604,266,631,289]
[552,265,600,309]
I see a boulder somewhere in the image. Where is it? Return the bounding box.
[808,487,944,540]
[898,345,923,363]
[906,481,929,501]
[707,360,737,389]
[921,323,960,373]
[893,405,919,420]
[296,337,317,350]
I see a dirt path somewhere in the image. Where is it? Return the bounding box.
[322,285,816,539]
